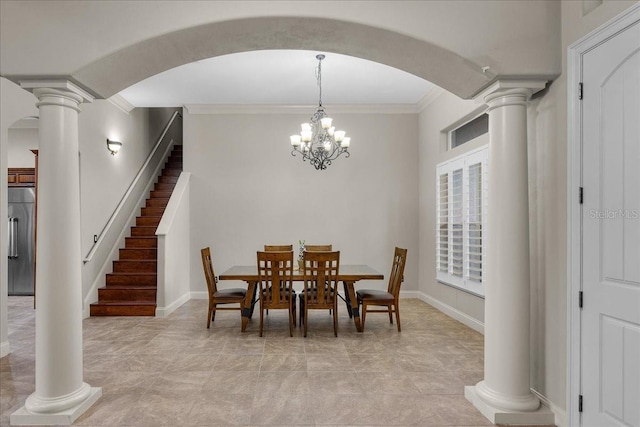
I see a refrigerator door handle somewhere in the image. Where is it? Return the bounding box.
[8,217,19,258]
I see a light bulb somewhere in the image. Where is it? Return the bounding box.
[340,137,351,148]
[320,117,333,129]
[334,130,345,142]
[290,135,301,146]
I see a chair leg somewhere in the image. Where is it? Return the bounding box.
[395,303,401,332]
[207,306,213,329]
[259,303,264,337]
[303,304,308,338]
[333,301,338,337]
[361,301,367,331]
[289,301,294,337]
[388,305,393,324]
[292,296,297,328]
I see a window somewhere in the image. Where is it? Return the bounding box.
[436,146,488,296]
[450,113,488,149]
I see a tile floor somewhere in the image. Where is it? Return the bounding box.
[1,296,494,426]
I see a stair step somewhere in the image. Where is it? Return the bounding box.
[119,248,157,259]
[150,190,173,199]
[106,272,157,286]
[158,175,178,184]
[113,259,157,273]
[98,286,156,302]
[141,206,166,216]
[162,168,181,177]
[125,236,157,248]
[145,198,169,207]
[90,301,156,316]
[130,226,157,237]
[153,182,175,191]
[165,161,182,168]
[136,216,161,227]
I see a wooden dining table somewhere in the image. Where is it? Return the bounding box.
[218,264,384,332]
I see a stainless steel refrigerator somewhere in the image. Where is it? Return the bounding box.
[7,187,35,295]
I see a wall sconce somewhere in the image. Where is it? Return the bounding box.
[106,139,122,155]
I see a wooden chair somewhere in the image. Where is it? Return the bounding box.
[356,247,407,332]
[201,247,247,329]
[257,250,296,337]
[301,251,340,337]
[264,245,296,324]
[298,245,332,326]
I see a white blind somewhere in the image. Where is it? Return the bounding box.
[437,173,449,272]
[435,145,488,296]
[451,168,464,278]
[466,162,483,282]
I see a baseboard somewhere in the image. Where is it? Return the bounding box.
[190,291,208,300]
[532,388,567,427]
[418,292,485,334]
[399,290,421,299]
[0,340,10,358]
[155,291,191,318]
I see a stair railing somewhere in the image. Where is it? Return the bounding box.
[83,111,182,263]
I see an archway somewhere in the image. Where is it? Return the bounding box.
[71,16,492,100]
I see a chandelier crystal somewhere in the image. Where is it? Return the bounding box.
[290,54,350,170]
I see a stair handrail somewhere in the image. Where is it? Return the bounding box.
[83,111,182,263]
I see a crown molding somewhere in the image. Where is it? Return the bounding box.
[184,103,421,115]
[416,86,446,112]
[107,94,135,114]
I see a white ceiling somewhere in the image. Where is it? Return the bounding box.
[118,50,435,107]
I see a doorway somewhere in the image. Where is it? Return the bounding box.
[568,4,640,427]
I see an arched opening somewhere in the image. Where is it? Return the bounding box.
[72,16,492,100]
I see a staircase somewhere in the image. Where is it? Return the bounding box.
[90,145,183,316]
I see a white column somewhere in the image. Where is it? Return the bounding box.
[11,80,102,425]
[464,80,554,425]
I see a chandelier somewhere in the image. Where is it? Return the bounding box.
[290,54,350,170]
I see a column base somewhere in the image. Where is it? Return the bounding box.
[11,387,102,425]
[465,385,555,425]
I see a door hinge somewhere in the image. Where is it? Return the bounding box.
[579,82,584,100]
[579,395,583,412]
[579,187,584,204]
[579,291,583,309]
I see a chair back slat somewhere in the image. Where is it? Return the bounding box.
[387,247,407,297]
[304,244,332,252]
[201,247,218,295]
[257,251,294,307]
[303,251,340,305]
[264,244,294,251]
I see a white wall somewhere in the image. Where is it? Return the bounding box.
[7,127,38,167]
[0,78,38,357]
[156,173,191,317]
[185,110,419,296]
[418,90,487,326]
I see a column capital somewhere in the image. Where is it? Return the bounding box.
[474,79,547,110]
[20,80,94,112]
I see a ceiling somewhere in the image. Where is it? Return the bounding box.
[118,50,435,108]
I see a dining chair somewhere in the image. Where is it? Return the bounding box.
[298,245,332,326]
[257,250,296,337]
[301,250,340,337]
[356,247,407,332]
[264,244,296,325]
[201,247,247,329]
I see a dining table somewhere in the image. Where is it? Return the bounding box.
[218,264,384,332]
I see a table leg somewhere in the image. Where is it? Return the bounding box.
[241,281,258,332]
[343,280,362,332]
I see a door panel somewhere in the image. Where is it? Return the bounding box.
[582,19,640,427]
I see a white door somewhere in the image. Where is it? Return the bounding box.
[581,18,640,427]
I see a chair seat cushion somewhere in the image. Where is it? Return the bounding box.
[356,289,394,301]
[214,288,247,298]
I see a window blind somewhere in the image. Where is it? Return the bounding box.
[435,145,488,296]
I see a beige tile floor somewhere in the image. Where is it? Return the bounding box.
[1,296,494,426]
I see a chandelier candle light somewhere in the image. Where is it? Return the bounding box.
[290,54,350,170]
